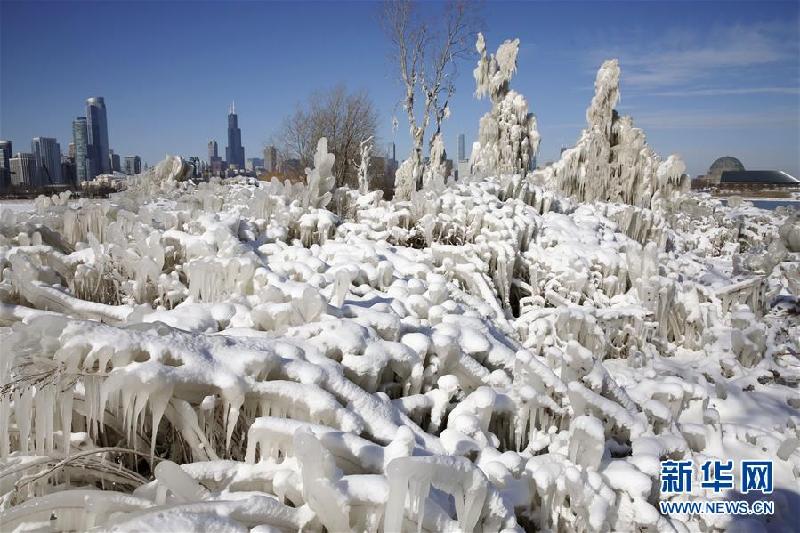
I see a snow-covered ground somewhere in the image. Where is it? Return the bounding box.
[0,200,36,214]
[1,53,798,532]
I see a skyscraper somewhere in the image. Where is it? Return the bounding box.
[61,155,76,185]
[72,117,91,182]
[225,102,245,170]
[263,145,278,173]
[31,137,63,185]
[109,150,121,172]
[0,140,11,190]
[208,140,218,163]
[10,153,36,187]
[124,155,141,175]
[458,133,466,161]
[86,97,110,175]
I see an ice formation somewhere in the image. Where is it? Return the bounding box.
[470,33,540,178]
[536,59,689,210]
[1,52,799,533]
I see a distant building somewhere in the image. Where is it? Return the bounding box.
[109,150,121,172]
[263,145,278,173]
[68,142,75,159]
[693,156,746,188]
[692,156,799,196]
[124,155,142,175]
[208,140,218,163]
[0,140,11,190]
[719,170,799,186]
[72,117,91,182]
[246,157,264,172]
[31,137,63,185]
[210,156,225,176]
[225,102,245,169]
[61,155,76,185]
[86,97,110,175]
[457,159,470,180]
[10,152,36,187]
[457,133,466,162]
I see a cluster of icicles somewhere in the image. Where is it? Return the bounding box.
[1,55,799,533]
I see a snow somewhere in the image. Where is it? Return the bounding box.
[1,41,799,533]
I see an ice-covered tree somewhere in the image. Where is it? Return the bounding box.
[470,33,540,178]
[540,59,689,209]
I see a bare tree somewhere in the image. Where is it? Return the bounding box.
[382,0,481,194]
[275,85,378,188]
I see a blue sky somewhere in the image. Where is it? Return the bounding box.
[1,1,798,177]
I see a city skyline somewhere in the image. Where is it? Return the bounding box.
[1,1,798,178]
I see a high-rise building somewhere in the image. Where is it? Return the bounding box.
[72,117,91,182]
[86,97,110,175]
[124,155,142,175]
[225,102,245,169]
[68,142,75,159]
[457,133,466,162]
[61,155,76,185]
[10,153,36,187]
[208,140,218,163]
[109,150,121,172]
[388,142,396,162]
[31,137,63,185]
[263,145,278,173]
[0,140,11,190]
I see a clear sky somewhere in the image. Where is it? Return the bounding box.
[1,1,798,177]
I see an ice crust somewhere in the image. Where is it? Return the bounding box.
[0,51,799,533]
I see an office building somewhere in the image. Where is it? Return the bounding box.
[10,153,36,187]
[86,97,110,174]
[225,102,245,169]
[109,150,121,173]
[0,140,11,190]
[208,140,218,163]
[68,142,75,159]
[458,133,466,162]
[72,117,91,182]
[246,157,264,172]
[124,155,142,175]
[61,155,76,185]
[31,137,63,185]
[263,145,278,173]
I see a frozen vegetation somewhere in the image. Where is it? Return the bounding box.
[1,37,799,533]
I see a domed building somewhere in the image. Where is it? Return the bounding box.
[692,155,799,195]
[708,156,745,182]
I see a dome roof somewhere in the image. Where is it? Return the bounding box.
[709,156,745,173]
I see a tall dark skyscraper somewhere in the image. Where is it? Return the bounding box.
[86,97,110,175]
[458,133,466,161]
[72,117,90,182]
[0,140,11,189]
[225,102,245,169]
